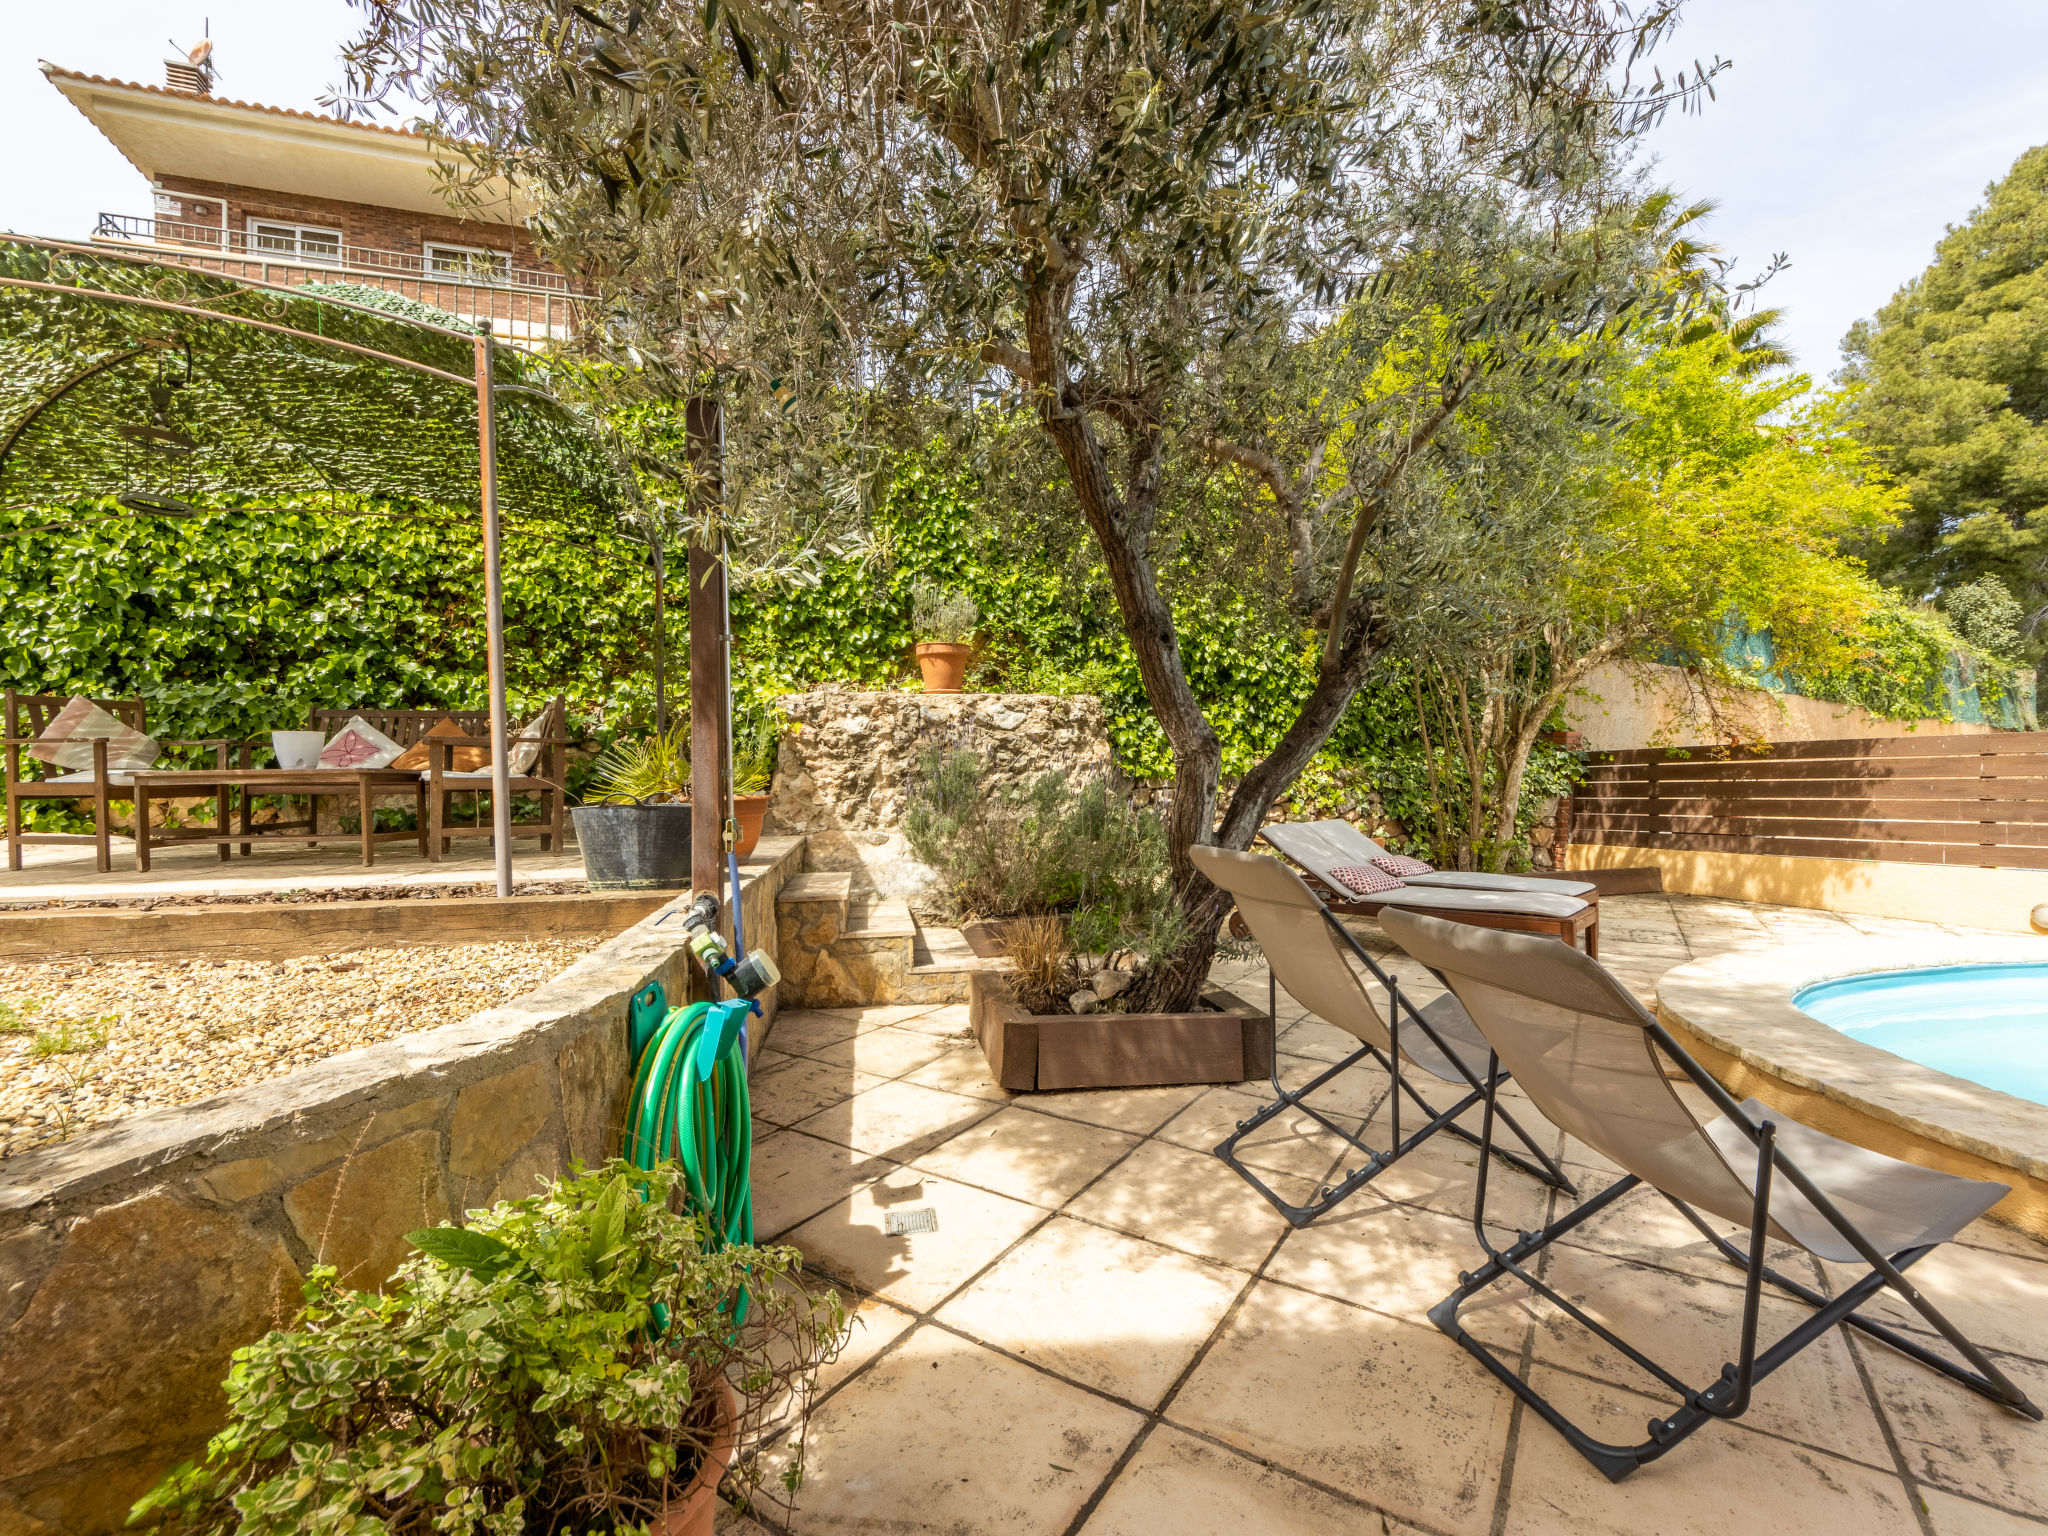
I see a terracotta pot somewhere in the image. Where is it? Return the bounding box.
[914,641,972,693]
[731,792,771,857]
[655,1380,739,1536]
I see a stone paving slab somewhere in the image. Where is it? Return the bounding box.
[740,894,2048,1536]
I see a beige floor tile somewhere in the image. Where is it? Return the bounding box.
[1921,1486,2048,1534]
[1156,1084,1353,1183]
[889,1002,976,1038]
[1016,1081,1209,1135]
[1518,1245,1892,1467]
[1859,1340,2048,1518]
[1819,1239,2048,1363]
[900,1041,1018,1102]
[1552,1173,1800,1283]
[935,1217,1246,1408]
[763,1323,1142,1534]
[803,1024,959,1079]
[1065,1138,1300,1271]
[1500,1365,1923,1536]
[1953,1217,2048,1265]
[1265,1194,1525,1347]
[750,1058,892,1127]
[761,1009,861,1057]
[1275,1016,1366,1066]
[818,1293,919,1395]
[1353,1105,1557,1233]
[1081,1424,1420,1535]
[818,1002,948,1030]
[751,1128,900,1239]
[782,1164,1046,1312]
[910,1106,1140,1208]
[1269,1051,1393,1121]
[1169,1281,1514,1536]
[791,1078,1002,1161]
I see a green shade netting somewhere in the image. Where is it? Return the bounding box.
[0,237,624,519]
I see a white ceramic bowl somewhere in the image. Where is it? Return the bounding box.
[271,730,326,770]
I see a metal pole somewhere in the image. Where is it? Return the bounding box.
[476,332,513,898]
[687,397,726,903]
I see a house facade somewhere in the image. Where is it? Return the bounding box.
[43,57,580,346]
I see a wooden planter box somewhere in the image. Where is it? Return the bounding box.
[968,969,1270,1092]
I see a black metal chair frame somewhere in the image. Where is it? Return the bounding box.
[1430,1013,2043,1482]
[1217,906,1577,1228]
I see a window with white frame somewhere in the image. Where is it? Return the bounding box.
[248,221,343,260]
[423,242,514,282]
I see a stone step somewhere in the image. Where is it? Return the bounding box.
[897,922,1010,1006]
[777,870,853,912]
[844,898,917,940]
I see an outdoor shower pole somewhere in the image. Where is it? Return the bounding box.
[686,397,727,903]
[475,331,514,898]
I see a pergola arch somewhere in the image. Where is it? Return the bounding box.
[0,236,631,894]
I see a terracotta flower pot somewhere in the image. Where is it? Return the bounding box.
[731,791,770,857]
[655,1380,739,1536]
[915,641,972,693]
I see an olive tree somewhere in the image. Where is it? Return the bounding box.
[340,0,1718,1007]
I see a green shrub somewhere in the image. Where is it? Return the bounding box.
[133,1162,847,1535]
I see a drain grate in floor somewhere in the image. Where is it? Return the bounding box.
[883,1208,938,1236]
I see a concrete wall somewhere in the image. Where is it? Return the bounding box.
[0,837,800,1535]
[1564,659,2000,752]
[1568,842,2048,936]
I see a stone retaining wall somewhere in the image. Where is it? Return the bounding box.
[0,836,800,1535]
[768,691,1115,897]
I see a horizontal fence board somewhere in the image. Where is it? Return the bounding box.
[1581,828,2048,869]
[1572,732,2048,872]
[1586,732,2048,765]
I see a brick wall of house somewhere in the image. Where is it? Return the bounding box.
[153,174,549,271]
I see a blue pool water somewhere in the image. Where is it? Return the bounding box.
[1794,964,2048,1107]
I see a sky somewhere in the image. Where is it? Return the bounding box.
[8,1,2048,381]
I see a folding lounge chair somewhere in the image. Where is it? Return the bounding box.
[1299,818,1600,899]
[1190,845,1575,1227]
[1261,821,1600,956]
[1380,907,2043,1482]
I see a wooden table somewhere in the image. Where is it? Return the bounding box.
[128,768,426,870]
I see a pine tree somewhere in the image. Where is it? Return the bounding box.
[1844,145,2048,673]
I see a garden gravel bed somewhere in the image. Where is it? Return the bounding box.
[0,937,600,1159]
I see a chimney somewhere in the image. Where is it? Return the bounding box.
[165,38,214,94]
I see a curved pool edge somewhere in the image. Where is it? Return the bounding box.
[1656,935,2048,1242]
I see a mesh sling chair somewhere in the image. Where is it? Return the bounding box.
[1189,845,1575,1227]
[1379,907,2042,1482]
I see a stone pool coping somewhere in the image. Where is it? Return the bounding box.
[1657,936,2048,1229]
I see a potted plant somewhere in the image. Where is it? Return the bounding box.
[905,747,1266,1090]
[132,1162,849,1536]
[729,705,781,858]
[573,722,693,889]
[910,581,978,692]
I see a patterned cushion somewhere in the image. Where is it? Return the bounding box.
[1328,862,1403,896]
[30,696,160,772]
[1371,852,1436,878]
[392,717,489,773]
[317,715,406,770]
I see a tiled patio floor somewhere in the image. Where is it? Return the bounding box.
[739,895,2047,1536]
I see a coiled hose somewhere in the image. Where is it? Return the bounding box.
[623,982,755,1255]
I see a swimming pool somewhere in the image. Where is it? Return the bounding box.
[1795,964,2048,1108]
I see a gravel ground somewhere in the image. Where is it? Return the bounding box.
[0,938,600,1160]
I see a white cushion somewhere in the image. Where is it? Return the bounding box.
[39,770,136,787]
[505,703,554,777]
[31,696,160,772]
[316,715,405,771]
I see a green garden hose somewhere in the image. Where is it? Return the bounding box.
[623,982,755,1255]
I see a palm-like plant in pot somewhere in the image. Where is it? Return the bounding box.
[574,722,693,889]
[133,1162,849,1536]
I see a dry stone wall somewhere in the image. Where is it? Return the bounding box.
[767,691,1116,897]
[0,839,799,1536]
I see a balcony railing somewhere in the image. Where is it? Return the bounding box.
[95,213,577,294]
[91,213,585,348]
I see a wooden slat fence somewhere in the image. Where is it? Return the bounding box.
[1572,733,2048,872]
